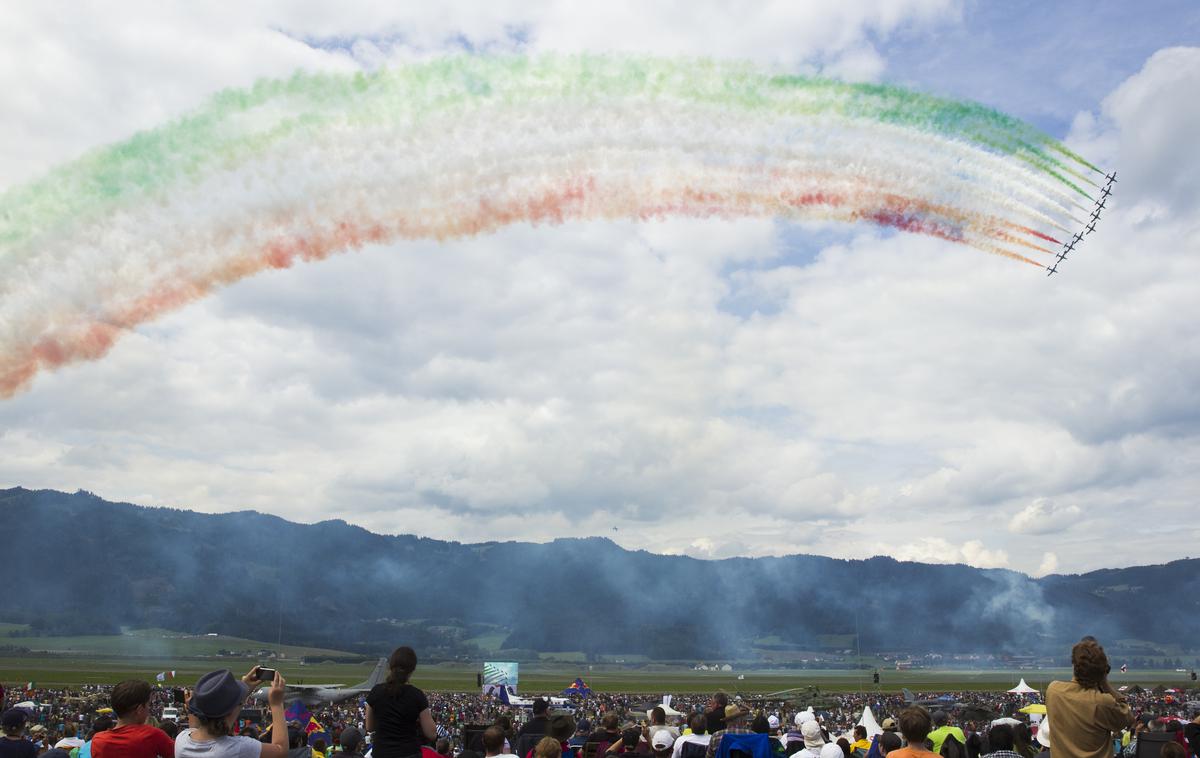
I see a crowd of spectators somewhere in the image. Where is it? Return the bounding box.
[2,640,1197,758]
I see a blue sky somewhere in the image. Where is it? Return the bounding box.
[1,1,1198,575]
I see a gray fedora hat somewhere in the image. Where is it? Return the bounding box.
[188,669,249,719]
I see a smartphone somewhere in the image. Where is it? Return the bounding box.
[255,667,277,682]
[172,688,185,704]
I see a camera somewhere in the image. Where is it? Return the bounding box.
[255,667,277,682]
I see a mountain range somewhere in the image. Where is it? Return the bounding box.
[1,487,1196,661]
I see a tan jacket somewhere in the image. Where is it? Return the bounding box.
[1046,680,1134,758]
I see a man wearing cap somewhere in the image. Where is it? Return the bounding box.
[1046,639,1133,758]
[335,726,364,758]
[653,731,678,758]
[178,665,289,757]
[705,705,755,758]
[1,708,38,758]
[793,721,826,758]
[91,679,174,758]
[865,719,898,758]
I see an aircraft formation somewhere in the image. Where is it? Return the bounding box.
[1047,171,1116,277]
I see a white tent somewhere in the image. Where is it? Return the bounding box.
[1007,679,1039,694]
[650,695,685,720]
[857,706,883,738]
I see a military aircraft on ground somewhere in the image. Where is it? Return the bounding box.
[251,657,387,708]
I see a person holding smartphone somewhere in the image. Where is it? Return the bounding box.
[177,665,289,757]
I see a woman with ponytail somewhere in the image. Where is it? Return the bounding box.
[366,647,438,758]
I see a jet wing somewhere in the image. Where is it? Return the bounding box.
[286,684,346,691]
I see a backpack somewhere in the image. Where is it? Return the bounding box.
[940,735,966,758]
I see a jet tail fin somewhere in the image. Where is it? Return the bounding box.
[902,688,915,702]
[497,686,512,705]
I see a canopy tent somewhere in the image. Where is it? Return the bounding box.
[991,718,1023,727]
[857,706,883,738]
[1018,704,1047,715]
[14,701,35,710]
[1007,679,1039,694]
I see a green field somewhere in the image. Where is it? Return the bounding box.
[1,654,1194,694]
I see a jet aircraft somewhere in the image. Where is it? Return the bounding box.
[1062,239,1077,254]
[1085,221,1097,234]
[1046,263,1059,276]
[1105,171,1118,184]
[251,657,387,708]
[1099,184,1113,200]
[1095,197,1107,210]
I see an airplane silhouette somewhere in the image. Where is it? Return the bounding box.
[1046,262,1059,276]
[1063,239,1077,252]
[1105,171,1118,183]
[1072,232,1084,245]
[1096,196,1108,210]
[1099,184,1113,199]
[1085,221,1097,234]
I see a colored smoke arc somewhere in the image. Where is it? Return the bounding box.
[0,55,1107,398]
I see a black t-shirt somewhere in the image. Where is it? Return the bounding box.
[705,708,726,736]
[367,682,431,758]
[0,738,38,758]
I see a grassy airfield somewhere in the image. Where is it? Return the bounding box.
[1,655,1192,693]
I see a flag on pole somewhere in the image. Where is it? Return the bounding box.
[156,672,166,682]
[170,671,176,679]
[1120,664,1128,673]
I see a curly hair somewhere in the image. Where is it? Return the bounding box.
[1072,639,1110,689]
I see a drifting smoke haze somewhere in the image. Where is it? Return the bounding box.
[2,488,1196,658]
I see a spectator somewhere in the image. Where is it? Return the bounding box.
[851,727,872,758]
[161,721,180,740]
[672,714,710,758]
[91,679,174,758]
[1,708,38,758]
[570,721,592,749]
[312,737,328,758]
[929,713,966,756]
[879,735,902,758]
[867,720,899,758]
[1184,716,1200,758]
[706,705,754,758]
[482,726,507,758]
[1046,639,1133,758]
[287,725,312,758]
[1158,743,1184,758]
[367,646,438,758]
[1012,724,1036,758]
[80,715,115,758]
[837,738,852,758]
[547,715,578,758]
[794,720,827,758]
[887,708,938,758]
[827,744,850,758]
[706,695,730,736]
[340,727,366,758]
[178,667,288,757]
[520,702,552,741]
[981,725,1021,758]
[591,715,623,748]
[648,709,680,743]
[652,731,676,758]
[1035,719,1051,758]
[536,737,564,758]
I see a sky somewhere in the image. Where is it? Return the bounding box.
[1,1,1198,576]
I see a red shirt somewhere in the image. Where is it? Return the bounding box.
[92,723,175,758]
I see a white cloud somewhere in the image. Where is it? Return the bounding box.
[1,7,1200,574]
[1035,552,1059,577]
[892,538,1009,569]
[1009,499,1082,535]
